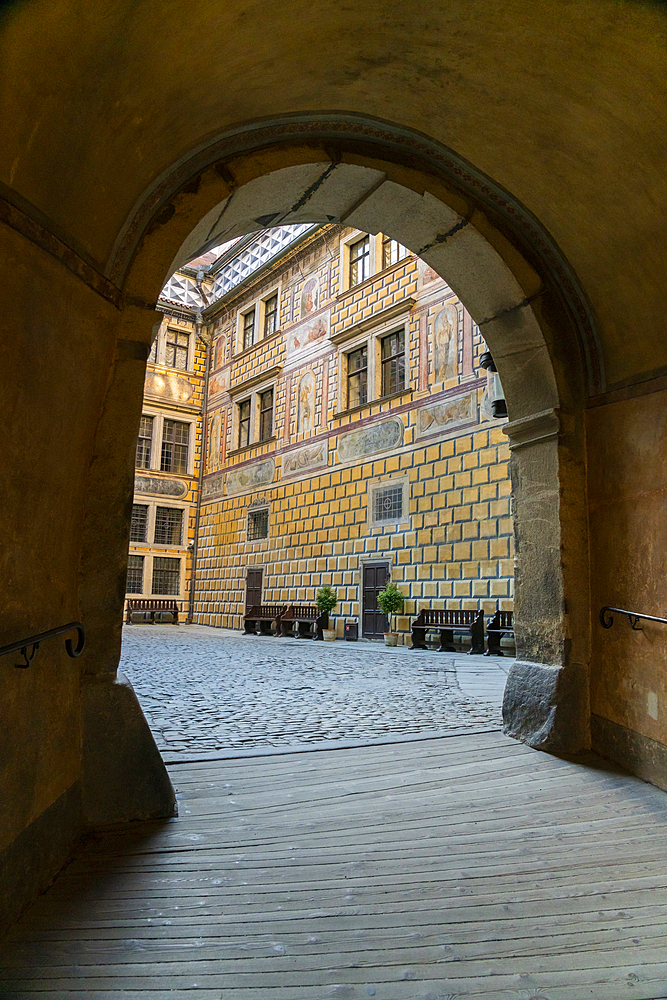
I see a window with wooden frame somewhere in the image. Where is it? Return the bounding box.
[263,294,278,337]
[238,399,251,449]
[136,415,153,469]
[347,345,368,408]
[382,236,409,269]
[381,329,406,397]
[160,419,189,474]
[126,555,144,593]
[258,388,274,442]
[242,308,256,350]
[154,506,184,546]
[130,504,149,543]
[165,329,190,370]
[349,235,370,287]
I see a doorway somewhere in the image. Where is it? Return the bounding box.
[362,562,390,638]
[246,568,263,609]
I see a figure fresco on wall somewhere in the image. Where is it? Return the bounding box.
[208,413,221,472]
[419,258,441,286]
[287,311,330,356]
[300,276,320,318]
[434,304,459,382]
[297,371,316,433]
[214,334,226,371]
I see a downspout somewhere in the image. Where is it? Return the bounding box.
[187,274,212,623]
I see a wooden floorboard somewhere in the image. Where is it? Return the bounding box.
[2,731,667,999]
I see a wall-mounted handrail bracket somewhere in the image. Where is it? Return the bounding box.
[600,606,667,631]
[0,622,85,669]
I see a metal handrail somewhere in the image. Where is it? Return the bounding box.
[600,606,667,632]
[0,622,85,669]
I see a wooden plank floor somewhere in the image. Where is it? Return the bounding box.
[2,732,667,999]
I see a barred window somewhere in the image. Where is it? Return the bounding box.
[373,485,404,522]
[166,330,189,370]
[126,555,144,593]
[347,345,368,408]
[349,235,370,287]
[154,506,183,545]
[136,415,153,469]
[161,419,189,474]
[381,329,406,396]
[264,294,278,337]
[382,236,409,269]
[152,556,181,595]
[243,308,256,350]
[248,508,269,540]
[130,504,149,543]
[259,388,273,441]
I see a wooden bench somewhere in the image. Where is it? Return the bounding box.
[125,599,180,624]
[485,610,514,656]
[243,605,288,637]
[411,608,485,654]
[280,605,328,640]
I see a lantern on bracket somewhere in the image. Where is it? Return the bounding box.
[479,351,507,418]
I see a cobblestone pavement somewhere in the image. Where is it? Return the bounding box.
[119,625,511,761]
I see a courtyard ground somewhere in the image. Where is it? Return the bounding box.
[118,625,511,760]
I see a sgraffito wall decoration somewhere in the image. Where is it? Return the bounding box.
[416,392,477,439]
[297,371,316,433]
[337,417,404,464]
[208,412,221,472]
[135,476,188,498]
[281,440,328,479]
[226,458,276,496]
[300,276,320,318]
[433,304,459,382]
[144,372,194,404]
[286,310,330,357]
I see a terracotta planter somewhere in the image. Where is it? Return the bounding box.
[384,632,398,647]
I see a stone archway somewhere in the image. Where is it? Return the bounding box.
[80,117,596,818]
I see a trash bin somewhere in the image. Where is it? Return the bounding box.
[344,621,358,641]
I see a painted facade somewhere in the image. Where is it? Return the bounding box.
[184,226,513,642]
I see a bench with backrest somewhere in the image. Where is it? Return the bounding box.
[280,605,328,640]
[125,599,180,624]
[243,605,288,636]
[485,609,514,656]
[411,608,485,654]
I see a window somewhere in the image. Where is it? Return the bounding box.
[152,556,181,595]
[347,345,368,408]
[382,236,409,269]
[160,419,189,474]
[165,330,189,370]
[248,507,269,540]
[126,555,144,593]
[263,294,278,337]
[259,388,273,441]
[349,235,370,287]
[381,329,406,396]
[242,308,256,350]
[373,485,403,521]
[136,415,153,469]
[130,504,149,543]
[238,399,251,449]
[154,506,183,545]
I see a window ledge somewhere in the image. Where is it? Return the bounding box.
[335,388,411,419]
[227,436,277,459]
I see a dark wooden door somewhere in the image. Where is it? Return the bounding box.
[362,563,389,638]
[246,568,263,609]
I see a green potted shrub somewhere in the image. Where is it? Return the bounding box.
[315,584,338,640]
[377,582,405,646]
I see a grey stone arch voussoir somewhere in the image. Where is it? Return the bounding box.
[109,118,598,804]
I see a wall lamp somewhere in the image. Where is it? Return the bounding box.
[479,351,508,418]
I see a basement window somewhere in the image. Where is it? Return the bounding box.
[248,507,269,541]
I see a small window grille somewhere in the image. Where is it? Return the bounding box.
[152,556,181,595]
[130,504,149,543]
[248,508,269,540]
[373,485,403,522]
[165,330,189,370]
[264,295,278,337]
[154,507,183,545]
[136,415,153,469]
[126,555,144,593]
[161,419,189,474]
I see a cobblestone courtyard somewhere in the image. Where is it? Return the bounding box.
[119,625,511,761]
